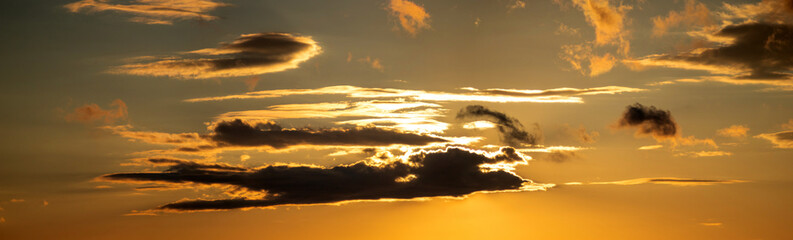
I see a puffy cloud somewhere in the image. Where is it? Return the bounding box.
[652,0,714,37]
[64,99,128,124]
[102,147,552,211]
[112,33,321,79]
[457,105,541,147]
[571,177,747,186]
[210,119,448,149]
[387,0,431,36]
[755,130,793,148]
[64,0,228,25]
[185,85,646,103]
[570,0,630,47]
[616,103,678,140]
[717,125,750,138]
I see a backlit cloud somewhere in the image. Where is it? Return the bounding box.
[102,147,552,211]
[185,85,645,103]
[457,105,541,147]
[112,33,321,79]
[755,130,793,148]
[387,0,431,36]
[64,0,229,25]
[652,0,713,37]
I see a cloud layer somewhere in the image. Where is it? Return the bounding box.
[112,33,321,79]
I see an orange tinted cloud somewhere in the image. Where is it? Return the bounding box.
[112,33,321,79]
[575,177,747,186]
[65,99,128,124]
[388,0,431,36]
[570,0,631,50]
[717,125,750,138]
[64,0,228,25]
[652,0,713,37]
[755,130,793,148]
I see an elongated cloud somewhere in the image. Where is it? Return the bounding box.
[65,99,128,124]
[571,177,747,186]
[457,105,540,146]
[387,0,430,36]
[112,33,321,79]
[629,22,793,80]
[185,85,645,103]
[616,103,678,140]
[65,0,228,25]
[102,147,552,211]
[755,130,793,148]
[210,119,447,149]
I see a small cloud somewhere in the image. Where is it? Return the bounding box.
[615,103,678,140]
[716,125,749,138]
[457,105,541,146]
[64,99,128,124]
[676,151,733,158]
[581,177,747,186]
[240,154,250,162]
[638,145,663,150]
[9,199,25,203]
[700,222,723,227]
[651,0,714,37]
[555,23,580,36]
[387,0,431,36]
[755,130,793,148]
[462,120,497,130]
[42,200,49,207]
[508,0,526,11]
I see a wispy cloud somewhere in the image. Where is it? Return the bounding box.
[457,105,541,147]
[65,0,229,25]
[64,99,128,124]
[717,125,750,138]
[652,0,714,37]
[112,33,321,79]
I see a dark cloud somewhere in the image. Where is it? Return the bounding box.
[638,22,793,79]
[456,105,541,146]
[112,33,321,79]
[616,103,678,139]
[211,119,448,148]
[102,147,549,211]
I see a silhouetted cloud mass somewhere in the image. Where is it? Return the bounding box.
[616,103,678,139]
[457,105,540,146]
[211,119,447,148]
[112,33,321,79]
[103,147,550,211]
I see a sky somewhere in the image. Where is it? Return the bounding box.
[1,0,792,239]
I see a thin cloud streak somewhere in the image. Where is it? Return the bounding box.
[65,0,229,25]
[185,85,645,103]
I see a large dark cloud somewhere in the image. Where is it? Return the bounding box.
[616,103,678,139]
[643,22,793,79]
[103,147,547,211]
[456,105,540,146]
[112,33,321,79]
[210,119,448,148]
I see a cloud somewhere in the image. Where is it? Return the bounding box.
[555,23,580,36]
[102,147,552,211]
[638,145,663,150]
[717,125,750,138]
[185,85,645,103]
[720,0,793,24]
[755,130,793,148]
[463,121,497,130]
[508,0,526,11]
[616,103,678,140]
[630,22,793,80]
[64,0,228,25]
[571,177,747,186]
[652,0,714,37]
[569,0,632,54]
[64,99,128,124]
[210,119,448,149]
[675,151,733,157]
[457,105,541,147]
[112,33,321,79]
[387,0,431,36]
[559,43,617,77]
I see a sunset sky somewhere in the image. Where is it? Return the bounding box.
[1,0,793,239]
